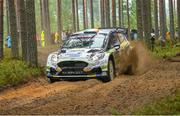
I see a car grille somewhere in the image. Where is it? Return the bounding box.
[60,67,85,75]
[57,61,88,75]
[58,61,88,68]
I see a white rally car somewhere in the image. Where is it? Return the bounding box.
[46,28,133,83]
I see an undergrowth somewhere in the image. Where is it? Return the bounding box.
[0,49,42,89]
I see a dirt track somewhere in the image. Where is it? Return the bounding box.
[0,59,179,115]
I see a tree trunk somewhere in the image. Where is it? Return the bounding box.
[136,0,143,40]
[40,0,43,30]
[7,0,19,58]
[118,0,122,27]
[169,0,175,41]
[159,0,166,44]
[17,0,28,61]
[75,0,79,31]
[72,0,76,32]
[0,0,3,59]
[25,0,38,67]
[105,0,110,27]
[177,0,180,40]
[148,0,152,33]
[90,0,94,28]
[83,0,88,29]
[121,0,124,27]
[42,0,51,44]
[5,0,10,35]
[154,0,159,39]
[142,0,151,47]
[100,0,105,28]
[15,0,20,41]
[127,0,130,39]
[112,0,116,27]
[57,0,62,41]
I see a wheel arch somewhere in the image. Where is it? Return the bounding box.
[109,54,116,70]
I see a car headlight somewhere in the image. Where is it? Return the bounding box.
[90,53,105,61]
[51,54,58,63]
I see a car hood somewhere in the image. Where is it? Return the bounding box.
[58,48,103,59]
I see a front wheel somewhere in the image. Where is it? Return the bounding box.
[49,78,57,83]
[102,60,115,82]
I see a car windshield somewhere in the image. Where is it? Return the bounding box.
[62,34,107,49]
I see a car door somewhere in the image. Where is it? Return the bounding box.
[107,32,121,72]
[115,32,131,73]
[117,32,130,54]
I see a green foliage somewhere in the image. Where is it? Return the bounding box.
[111,108,122,115]
[152,43,180,58]
[0,58,42,89]
[134,90,180,115]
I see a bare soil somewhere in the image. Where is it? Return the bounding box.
[0,45,179,115]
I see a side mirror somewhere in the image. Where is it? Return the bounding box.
[114,45,120,50]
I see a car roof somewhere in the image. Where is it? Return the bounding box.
[71,28,127,36]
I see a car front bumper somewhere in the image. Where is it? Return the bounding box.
[47,71,108,79]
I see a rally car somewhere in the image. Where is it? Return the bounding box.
[46,28,134,83]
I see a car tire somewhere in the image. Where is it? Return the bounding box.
[102,60,115,82]
[49,78,57,83]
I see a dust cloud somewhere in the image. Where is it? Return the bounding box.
[131,41,154,75]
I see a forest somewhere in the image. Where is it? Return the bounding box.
[0,0,180,65]
[0,0,180,115]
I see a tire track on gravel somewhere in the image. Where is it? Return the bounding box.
[0,60,179,115]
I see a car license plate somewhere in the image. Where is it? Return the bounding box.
[62,71,83,75]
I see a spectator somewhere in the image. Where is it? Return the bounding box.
[55,32,59,44]
[6,35,12,48]
[41,31,45,47]
[62,31,67,42]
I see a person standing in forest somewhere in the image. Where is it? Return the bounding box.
[6,35,12,48]
[41,31,45,47]
[62,31,67,42]
[54,32,59,44]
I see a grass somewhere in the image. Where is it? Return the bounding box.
[111,90,180,115]
[152,43,180,58]
[0,49,42,89]
[133,90,180,115]
[111,108,122,115]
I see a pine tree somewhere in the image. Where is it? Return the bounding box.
[159,0,166,44]
[90,0,94,28]
[7,0,19,58]
[57,0,62,40]
[75,0,79,31]
[105,0,110,27]
[112,0,116,27]
[118,0,122,27]
[83,0,88,29]
[142,0,151,47]
[100,0,105,28]
[72,0,76,32]
[177,0,180,40]
[0,0,3,59]
[154,0,159,40]
[26,0,38,66]
[17,0,28,61]
[41,0,51,44]
[40,0,43,30]
[136,0,143,40]
[169,0,175,41]
[127,0,130,39]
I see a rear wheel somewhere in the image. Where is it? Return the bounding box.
[102,60,115,82]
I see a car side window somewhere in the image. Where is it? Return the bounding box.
[116,33,126,44]
[107,32,120,50]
